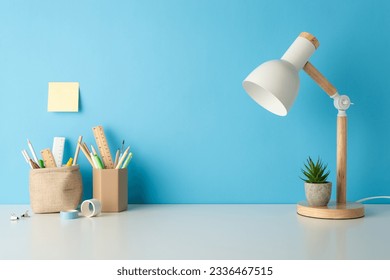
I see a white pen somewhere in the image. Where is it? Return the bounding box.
[90,144,98,156]
[114,149,120,167]
[21,150,29,163]
[21,150,33,169]
[121,140,125,155]
[90,152,98,169]
[27,139,39,164]
[115,146,130,169]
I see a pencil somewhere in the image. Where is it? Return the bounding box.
[30,159,40,169]
[79,142,94,167]
[73,136,83,165]
[83,142,91,154]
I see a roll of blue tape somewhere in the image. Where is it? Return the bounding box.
[60,210,79,219]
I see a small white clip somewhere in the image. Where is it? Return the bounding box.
[21,210,30,218]
[10,213,19,221]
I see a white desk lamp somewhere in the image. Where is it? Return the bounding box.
[243,32,364,219]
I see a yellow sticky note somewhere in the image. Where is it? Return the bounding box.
[48,82,79,112]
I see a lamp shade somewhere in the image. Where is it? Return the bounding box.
[242,59,299,116]
[243,32,318,116]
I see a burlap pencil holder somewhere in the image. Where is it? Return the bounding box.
[29,165,83,213]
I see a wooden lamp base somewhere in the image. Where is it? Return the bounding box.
[297,201,364,219]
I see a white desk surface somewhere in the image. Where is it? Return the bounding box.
[1,204,389,260]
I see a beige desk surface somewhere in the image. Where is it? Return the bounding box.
[1,204,389,260]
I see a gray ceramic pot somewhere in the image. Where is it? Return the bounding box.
[304,182,332,207]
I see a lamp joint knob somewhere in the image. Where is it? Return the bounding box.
[332,94,351,116]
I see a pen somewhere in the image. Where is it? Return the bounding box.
[66,158,73,166]
[21,150,29,163]
[90,152,99,169]
[115,146,130,169]
[27,139,39,164]
[90,144,98,156]
[91,144,105,168]
[122,152,133,169]
[93,154,104,169]
[121,140,125,155]
[21,150,33,169]
[114,149,120,167]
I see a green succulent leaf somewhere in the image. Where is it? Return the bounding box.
[300,156,330,183]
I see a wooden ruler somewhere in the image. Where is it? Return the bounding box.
[52,137,65,167]
[41,148,57,168]
[92,125,114,169]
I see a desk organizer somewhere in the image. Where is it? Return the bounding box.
[29,165,83,213]
[93,168,128,212]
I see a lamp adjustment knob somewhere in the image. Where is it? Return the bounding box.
[334,95,351,111]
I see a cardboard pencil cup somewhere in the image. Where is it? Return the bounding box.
[93,168,128,212]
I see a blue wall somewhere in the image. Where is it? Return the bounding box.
[1,0,389,204]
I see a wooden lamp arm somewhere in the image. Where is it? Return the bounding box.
[298,32,337,97]
[303,61,338,97]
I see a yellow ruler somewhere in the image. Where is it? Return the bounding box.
[92,125,114,169]
[40,148,57,168]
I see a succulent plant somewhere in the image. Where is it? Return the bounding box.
[300,157,330,183]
